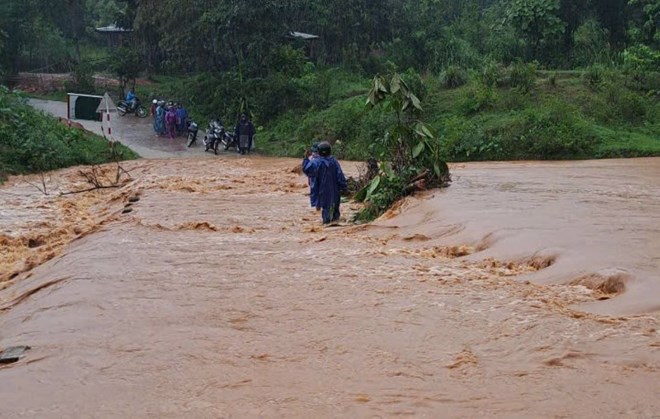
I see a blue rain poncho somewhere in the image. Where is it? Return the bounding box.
[302,155,347,223]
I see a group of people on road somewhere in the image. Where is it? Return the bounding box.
[152,100,189,139]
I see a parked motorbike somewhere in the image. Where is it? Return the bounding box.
[186,121,199,147]
[220,127,240,152]
[203,120,224,154]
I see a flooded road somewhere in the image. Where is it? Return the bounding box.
[1,133,659,415]
[376,158,660,316]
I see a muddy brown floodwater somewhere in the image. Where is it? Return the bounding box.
[0,156,658,418]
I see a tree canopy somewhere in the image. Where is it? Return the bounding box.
[1,0,658,77]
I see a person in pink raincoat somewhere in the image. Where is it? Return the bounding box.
[165,106,177,139]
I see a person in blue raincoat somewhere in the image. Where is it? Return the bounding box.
[307,142,320,209]
[175,103,188,136]
[125,89,137,110]
[302,141,347,224]
[153,101,166,135]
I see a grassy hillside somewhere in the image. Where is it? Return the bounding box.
[255,67,659,161]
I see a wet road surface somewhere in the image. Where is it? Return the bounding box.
[28,98,235,159]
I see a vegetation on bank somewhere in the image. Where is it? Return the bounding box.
[0,88,138,183]
[21,62,660,164]
[256,66,659,162]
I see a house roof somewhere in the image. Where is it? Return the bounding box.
[95,23,133,33]
[287,31,319,40]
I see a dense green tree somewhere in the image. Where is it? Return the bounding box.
[505,0,566,61]
[1,0,658,76]
[629,0,660,46]
[592,0,630,48]
[111,45,143,94]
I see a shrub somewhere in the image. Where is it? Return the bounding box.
[65,62,96,94]
[444,101,598,161]
[356,73,450,221]
[622,46,660,93]
[623,45,660,74]
[616,92,649,124]
[459,84,497,114]
[508,61,537,92]
[481,61,505,87]
[427,31,483,73]
[591,83,651,125]
[265,45,307,77]
[442,117,500,160]
[382,38,422,71]
[498,87,529,111]
[583,64,606,90]
[440,65,468,89]
[572,18,610,67]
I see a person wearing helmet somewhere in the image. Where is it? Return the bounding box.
[125,89,137,111]
[151,99,158,118]
[302,141,347,224]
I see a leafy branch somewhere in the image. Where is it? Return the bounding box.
[354,72,450,221]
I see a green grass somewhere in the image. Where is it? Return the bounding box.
[26,91,68,102]
[1,88,139,182]
[594,126,660,157]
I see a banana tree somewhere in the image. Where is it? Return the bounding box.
[366,73,448,176]
[356,72,450,207]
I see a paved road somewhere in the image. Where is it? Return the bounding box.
[29,99,227,160]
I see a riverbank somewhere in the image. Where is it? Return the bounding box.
[0,156,658,417]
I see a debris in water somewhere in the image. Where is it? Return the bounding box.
[0,346,30,364]
[402,234,431,242]
[446,348,479,370]
[354,394,371,403]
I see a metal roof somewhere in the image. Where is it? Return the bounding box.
[287,31,319,40]
[95,23,133,33]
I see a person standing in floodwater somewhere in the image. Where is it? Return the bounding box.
[302,141,347,224]
[235,113,255,155]
[306,142,320,210]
